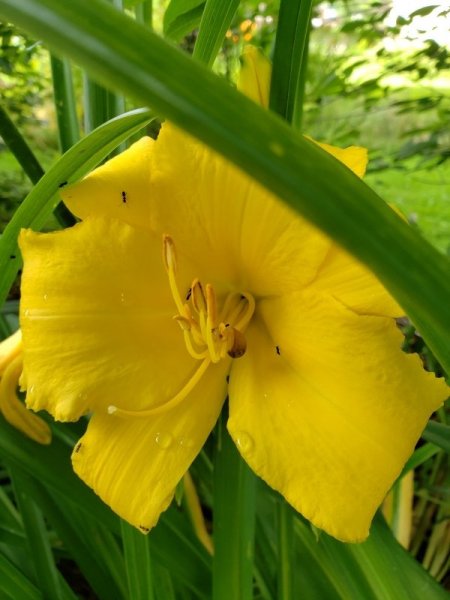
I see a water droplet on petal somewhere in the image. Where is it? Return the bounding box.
[43,294,48,301]
[28,385,35,395]
[119,292,125,304]
[179,437,194,449]
[235,431,254,453]
[24,309,30,317]
[155,432,173,449]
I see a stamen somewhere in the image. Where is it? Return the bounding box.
[235,292,255,330]
[108,358,211,419]
[111,235,256,421]
[191,279,207,315]
[162,234,177,273]
[163,234,185,315]
[227,328,247,359]
[174,316,191,331]
[183,332,209,360]
[205,284,221,363]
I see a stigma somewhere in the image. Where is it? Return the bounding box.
[108,235,255,419]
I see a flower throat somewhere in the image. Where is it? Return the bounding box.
[108,235,255,418]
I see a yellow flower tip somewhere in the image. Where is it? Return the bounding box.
[237,44,271,108]
[312,138,369,178]
[0,354,51,445]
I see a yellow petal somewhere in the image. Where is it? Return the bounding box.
[61,137,154,226]
[146,124,331,295]
[60,127,368,299]
[228,291,447,542]
[19,217,199,421]
[0,355,51,445]
[72,359,228,530]
[0,329,22,375]
[313,139,368,178]
[237,45,271,108]
[311,244,403,317]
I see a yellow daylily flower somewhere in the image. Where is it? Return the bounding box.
[18,48,447,542]
[0,329,51,445]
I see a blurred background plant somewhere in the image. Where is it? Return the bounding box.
[0,0,449,597]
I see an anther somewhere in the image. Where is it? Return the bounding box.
[227,328,247,359]
[163,234,177,273]
[191,279,207,314]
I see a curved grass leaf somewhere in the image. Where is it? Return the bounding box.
[0,0,448,373]
[0,108,154,307]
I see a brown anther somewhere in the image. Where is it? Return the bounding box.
[191,279,207,314]
[227,328,247,359]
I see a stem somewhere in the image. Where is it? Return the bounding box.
[121,520,155,600]
[212,410,256,600]
[50,55,80,151]
[277,501,295,600]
